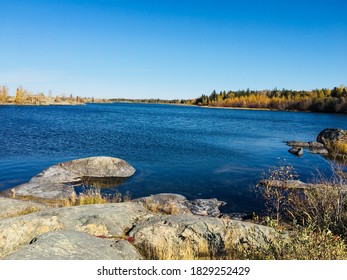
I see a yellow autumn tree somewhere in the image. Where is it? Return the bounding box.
[0,86,8,103]
[14,87,26,104]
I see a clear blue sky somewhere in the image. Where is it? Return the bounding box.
[1,0,346,99]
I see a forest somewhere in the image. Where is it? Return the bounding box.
[194,86,347,113]
[1,85,347,113]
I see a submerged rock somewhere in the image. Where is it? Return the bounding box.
[1,156,135,200]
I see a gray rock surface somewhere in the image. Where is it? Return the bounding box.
[188,198,225,217]
[286,141,310,148]
[288,147,303,156]
[308,141,325,148]
[0,202,151,259]
[258,179,314,189]
[134,193,192,215]
[4,231,142,260]
[0,197,279,260]
[286,135,342,157]
[131,215,277,259]
[2,156,135,200]
[0,197,47,219]
[134,193,225,217]
[310,148,329,155]
[317,128,347,145]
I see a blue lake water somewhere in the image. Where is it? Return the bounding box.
[0,103,346,214]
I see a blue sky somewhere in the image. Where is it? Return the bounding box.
[0,0,346,99]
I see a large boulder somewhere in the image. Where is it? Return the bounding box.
[4,231,142,260]
[317,128,347,146]
[2,156,135,200]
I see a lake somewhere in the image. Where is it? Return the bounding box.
[0,103,346,214]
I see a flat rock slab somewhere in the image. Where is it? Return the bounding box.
[3,156,136,200]
[0,202,151,259]
[0,197,47,219]
[4,231,142,260]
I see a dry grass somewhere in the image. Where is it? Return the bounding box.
[6,206,41,218]
[223,223,347,260]
[142,199,180,215]
[333,141,347,155]
[11,188,131,207]
[138,238,210,260]
[62,189,132,207]
[249,160,347,260]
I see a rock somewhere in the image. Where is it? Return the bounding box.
[258,179,314,189]
[221,213,253,221]
[134,193,192,215]
[0,197,47,219]
[258,179,347,194]
[317,128,347,145]
[310,148,329,155]
[60,157,136,178]
[288,147,304,156]
[2,156,135,200]
[130,215,278,259]
[188,198,225,217]
[0,197,281,260]
[0,202,151,259]
[4,231,142,260]
[308,141,325,149]
[134,193,226,217]
[286,141,310,148]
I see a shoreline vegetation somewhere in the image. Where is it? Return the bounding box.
[0,86,110,106]
[111,85,347,114]
[1,85,347,114]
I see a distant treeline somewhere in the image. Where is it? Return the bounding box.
[194,86,347,113]
[0,86,109,105]
[2,84,347,113]
[110,98,193,105]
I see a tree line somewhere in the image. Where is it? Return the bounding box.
[2,84,347,113]
[0,86,108,105]
[194,86,347,113]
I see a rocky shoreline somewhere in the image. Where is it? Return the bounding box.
[0,194,278,260]
[0,156,277,260]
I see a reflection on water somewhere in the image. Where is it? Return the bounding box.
[81,176,128,189]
